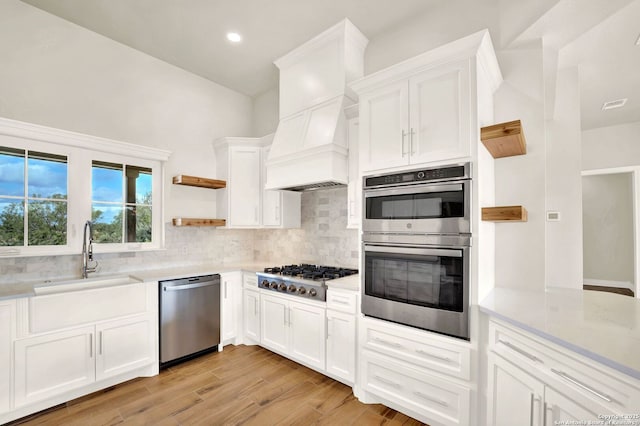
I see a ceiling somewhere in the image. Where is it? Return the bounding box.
[18,0,640,130]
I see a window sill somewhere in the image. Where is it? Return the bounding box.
[0,245,165,258]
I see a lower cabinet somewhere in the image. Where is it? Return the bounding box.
[243,288,261,343]
[220,271,242,346]
[326,309,356,384]
[14,314,154,408]
[0,301,14,413]
[260,293,325,370]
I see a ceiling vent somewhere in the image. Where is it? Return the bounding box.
[601,98,627,110]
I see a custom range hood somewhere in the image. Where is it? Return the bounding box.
[265,19,368,191]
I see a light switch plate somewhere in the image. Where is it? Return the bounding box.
[546,211,561,221]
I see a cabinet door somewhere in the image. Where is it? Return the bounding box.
[95,315,154,381]
[221,272,242,345]
[0,301,13,413]
[243,289,261,343]
[260,294,289,354]
[544,387,610,425]
[487,353,544,426]
[228,147,261,227]
[326,309,356,383]
[262,147,282,227]
[359,81,409,172]
[14,326,95,407]
[408,60,471,164]
[289,300,325,370]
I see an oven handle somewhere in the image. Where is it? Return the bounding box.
[364,244,463,258]
[363,182,464,199]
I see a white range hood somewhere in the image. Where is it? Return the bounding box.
[265,19,368,191]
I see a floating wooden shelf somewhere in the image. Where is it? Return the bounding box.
[172,218,226,227]
[172,175,226,189]
[482,206,528,222]
[481,120,526,158]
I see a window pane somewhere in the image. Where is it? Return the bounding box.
[0,198,24,246]
[126,165,152,204]
[28,152,68,199]
[27,200,67,246]
[92,203,123,243]
[0,147,25,197]
[126,205,151,242]
[92,162,123,202]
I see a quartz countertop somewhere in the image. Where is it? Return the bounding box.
[480,287,640,380]
[326,274,360,292]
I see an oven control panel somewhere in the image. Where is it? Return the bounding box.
[364,163,469,188]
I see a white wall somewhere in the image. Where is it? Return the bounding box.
[582,173,634,286]
[252,87,279,136]
[0,0,253,221]
[545,67,583,288]
[583,122,640,171]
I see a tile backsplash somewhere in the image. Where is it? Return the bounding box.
[0,187,359,284]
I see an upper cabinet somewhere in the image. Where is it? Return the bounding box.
[214,136,301,229]
[351,29,502,173]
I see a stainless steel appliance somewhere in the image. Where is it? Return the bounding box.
[363,162,471,235]
[256,265,358,302]
[362,163,472,340]
[159,274,220,366]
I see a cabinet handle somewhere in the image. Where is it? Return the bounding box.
[254,298,258,316]
[326,317,331,338]
[498,339,542,363]
[415,349,452,362]
[414,391,448,407]
[544,401,551,426]
[288,307,293,327]
[550,368,613,403]
[401,130,407,157]
[529,393,534,426]
[99,331,103,355]
[374,375,401,389]
[89,333,93,358]
[331,298,349,305]
[373,337,403,349]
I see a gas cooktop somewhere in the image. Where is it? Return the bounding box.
[257,264,358,301]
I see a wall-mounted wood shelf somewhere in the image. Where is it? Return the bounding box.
[172,175,226,189]
[481,120,526,158]
[172,218,226,227]
[482,206,528,222]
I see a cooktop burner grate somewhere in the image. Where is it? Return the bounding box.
[262,264,358,281]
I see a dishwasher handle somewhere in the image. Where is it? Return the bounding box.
[163,281,218,292]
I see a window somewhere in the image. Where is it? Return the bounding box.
[91,161,152,244]
[0,147,68,247]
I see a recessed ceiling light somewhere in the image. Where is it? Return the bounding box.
[226,32,242,43]
[601,98,627,111]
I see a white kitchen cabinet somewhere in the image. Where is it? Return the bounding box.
[345,105,360,229]
[357,61,470,172]
[95,315,154,381]
[261,146,301,228]
[214,137,300,229]
[0,301,14,413]
[220,271,242,347]
[243,288,261,343]
[14,325,96,407]
[326,309,356,384]
[260,293,326,370]
[544,387,604,424]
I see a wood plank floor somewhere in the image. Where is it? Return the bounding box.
[10,345,427,426]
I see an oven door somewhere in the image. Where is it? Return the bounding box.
[363,180,471,234]
[362,242,469,340]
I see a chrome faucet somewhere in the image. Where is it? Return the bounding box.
[82,220,98,278]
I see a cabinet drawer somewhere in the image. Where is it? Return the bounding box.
[362,318,470,380]
[362,351,470,426]
[243,273,258,289]
[489,319,640,413]
[326,289,357,314]
[29,283,147,334]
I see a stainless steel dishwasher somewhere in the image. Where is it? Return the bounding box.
[159,274,220,366]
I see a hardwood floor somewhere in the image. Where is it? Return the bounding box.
[10,345,426,426]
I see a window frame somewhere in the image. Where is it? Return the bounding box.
[0,118,170,257]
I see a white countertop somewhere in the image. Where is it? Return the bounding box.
[480,287,640,380]
[326,274,360,291]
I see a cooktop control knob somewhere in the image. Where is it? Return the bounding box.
[261,280,270,288]
[287,284,297,293]
[297,286,306,295]
[270,281,278,289]
[278,283,287,291]
[308,288,317,297]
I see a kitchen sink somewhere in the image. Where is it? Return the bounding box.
[33,275,143,295]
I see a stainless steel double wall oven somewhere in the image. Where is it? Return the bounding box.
[362,162,471,340]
